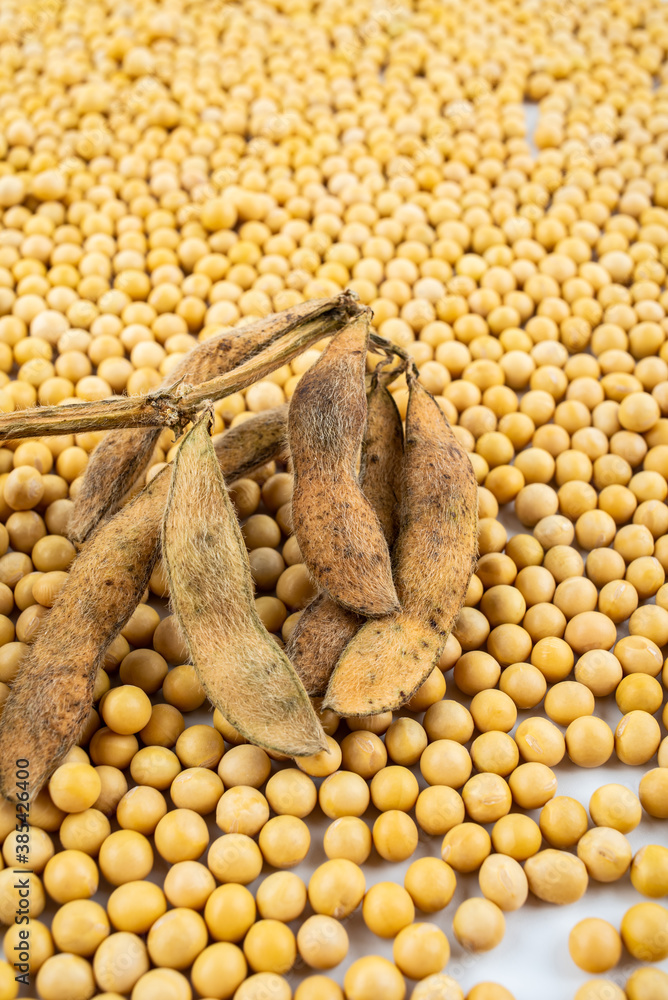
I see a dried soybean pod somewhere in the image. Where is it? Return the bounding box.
[325,376,478,715]
[286,594,361,696]
[359,372,404,545]
[0,473,165,802]
[0,409,290,800]
[163,415,326,757]
[392,376,478,623]
[289,316,399,616]
[69,293,360,546]
[287,376,404,694]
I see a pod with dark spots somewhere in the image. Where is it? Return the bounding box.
[287,374,404,694]
[163,414,326,757]
[289,316,399,617]
[0,408,290,801]
[324,375,478,716]
[69,293,360,546]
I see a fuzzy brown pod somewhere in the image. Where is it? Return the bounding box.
[69,293,360,546]
[0,408,289,801]
[0,474,163,802]
[162,414,326,757]
[289,316,399,617]
[287,374,404,695]
[358,372,405,545]
[324,375,478,716]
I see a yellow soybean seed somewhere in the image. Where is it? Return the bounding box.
[218,744,271,788]
[50,899,109,956]
[256,872,307,923]
[420,739,472,788]
[393,923,451,980]
[509,763,557,811]
[146,908,208,971]
[258,815,311,868]
[568,919,623,974]
[466,985,515,1000]
[478,854,528,912]
[589,784,642,834]
[415,786,465,836]
[372,811,419,862]
[204,884,256,942]
[566,716,614,768]
[48,762,101,813]
[132,969,194,1000]
[98,830,153,886]
[630,845,668,899]
[453,898,505,953]
[384,718,428,765]
[625,968,668,1000]
[94,931,150,993]
[235,973,292,1000]
[621,903,668,962]
[35,955,96,1000]
[411,975,464,1000]
[107,882,166,934]
[404,858,457,913]
[265,769,317,818]
[154,808,209,864]
[323,814,372,865]
[639,769,668,819]
[615,710,661,765]
[294,978,344,1000]
[362,882,415,938]
[574,980,626,1000]
[216,786,269,837]
[470,732,519,777]
[163,861,216,911]
[524,850,588,905]
[370,766,419,812]
[344,956,406,1000]
[319,771,370,818]
[491,815,542,862]
[297,915,349,970]
[207,834,263,885]
[441,823,491,874]
[308,860,365,919]
[339,731,386,778]
[462,773,512,824]
[243,920,297,975]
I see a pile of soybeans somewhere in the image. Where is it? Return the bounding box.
[0,0,667,998]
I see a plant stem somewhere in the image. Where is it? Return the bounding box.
[0,307,406,442]
[0,392,185,441]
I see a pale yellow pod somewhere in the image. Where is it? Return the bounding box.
[162,414,326,756]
